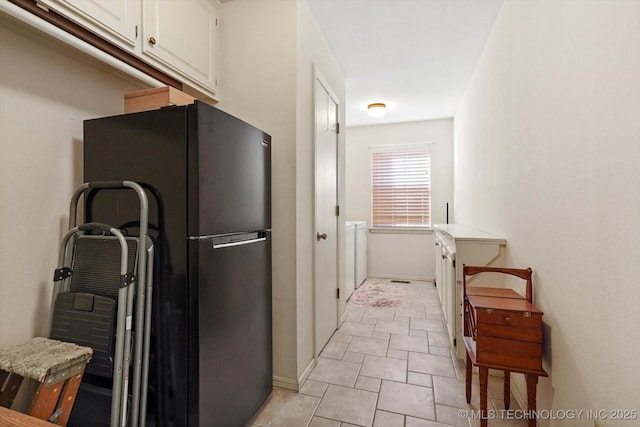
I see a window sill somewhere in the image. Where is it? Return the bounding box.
[369,227,434,235]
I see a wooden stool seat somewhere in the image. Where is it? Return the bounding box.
[0,337,92,426]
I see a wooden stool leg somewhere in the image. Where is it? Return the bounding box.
[465,352,472,403]
[55,368,86,427]
[526,374,539,427]
[0,370,9,390]
[0,371,24,408]
[504,370,511,409]
[29,376,64,422]
[479,366,488,427]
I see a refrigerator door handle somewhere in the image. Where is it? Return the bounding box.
[212,237,267,249]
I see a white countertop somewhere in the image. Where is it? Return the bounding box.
[434,224,506,244]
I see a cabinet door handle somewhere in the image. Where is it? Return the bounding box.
[442,255,446,259]
[149,37,157,46]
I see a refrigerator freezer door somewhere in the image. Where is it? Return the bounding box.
[188,231,272,427]
[188,102,271,237]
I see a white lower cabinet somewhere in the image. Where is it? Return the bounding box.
[345,221,368,299]
[441,242,456,349]
[434,234,442,297]
[355,222,367,287]
[345,223,356,299]
[434,224,506,359]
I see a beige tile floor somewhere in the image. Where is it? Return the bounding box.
[248,279,528,427]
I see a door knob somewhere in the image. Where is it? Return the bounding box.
[316,232,328,241]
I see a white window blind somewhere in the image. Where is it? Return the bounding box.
[371,145,431,228]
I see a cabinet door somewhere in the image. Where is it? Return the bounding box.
[142,0,218,96]
[38,0,141,49]
[434,236,441,287]
[443,253,456,347]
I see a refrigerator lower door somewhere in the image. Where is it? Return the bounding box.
[188,231,272,427]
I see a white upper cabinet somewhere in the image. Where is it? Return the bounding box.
[38,0,140,49]
[142,0,218,97]
[36,0,219,100]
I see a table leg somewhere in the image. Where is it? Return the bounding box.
[29,376,64,421]
[504,370,511,410]
[0,372,24,409]
[466,352,472,403]
[56,367,86,427]
[0,371,9,390]
[479,366,488,427]
[526,374,539,427]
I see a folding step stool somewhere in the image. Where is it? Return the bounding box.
[0,337,92,426]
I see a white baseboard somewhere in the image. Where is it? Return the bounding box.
[510,380,531,423]
[368,274,433,282]
[272,357,317,393]
[272,375,299,392]
[297,358,316,388]
[339,309,348,326]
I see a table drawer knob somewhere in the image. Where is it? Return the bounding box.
[504,317,512,324]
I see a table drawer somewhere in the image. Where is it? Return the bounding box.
[473,307,542,342]
[476,336,543,371]
[476,321,542,342]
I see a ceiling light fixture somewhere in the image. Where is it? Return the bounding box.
[367,103,387,117]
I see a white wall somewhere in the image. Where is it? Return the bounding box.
[217,0,299,386]
[345,120,453,281]
[295,1,346,381]
[0,0,343,394]
[0,14,146,409]
[218,0,345,388]
[454,1,640,424]
[0,16,145,348]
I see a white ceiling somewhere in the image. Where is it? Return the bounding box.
[305,0,503,127]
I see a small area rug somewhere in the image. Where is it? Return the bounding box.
[349,281,404,308]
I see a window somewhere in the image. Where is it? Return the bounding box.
[371,145,431,228]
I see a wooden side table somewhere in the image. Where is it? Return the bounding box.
[0,406,57,426]
[0,338,92,426]
[463,295,547,427]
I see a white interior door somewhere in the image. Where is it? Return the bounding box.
[314,72,339,356]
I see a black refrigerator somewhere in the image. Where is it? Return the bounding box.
[83,101,272,427]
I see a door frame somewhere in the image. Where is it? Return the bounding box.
[312,65,341,358]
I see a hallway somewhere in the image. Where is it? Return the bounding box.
[249,279,528,427]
